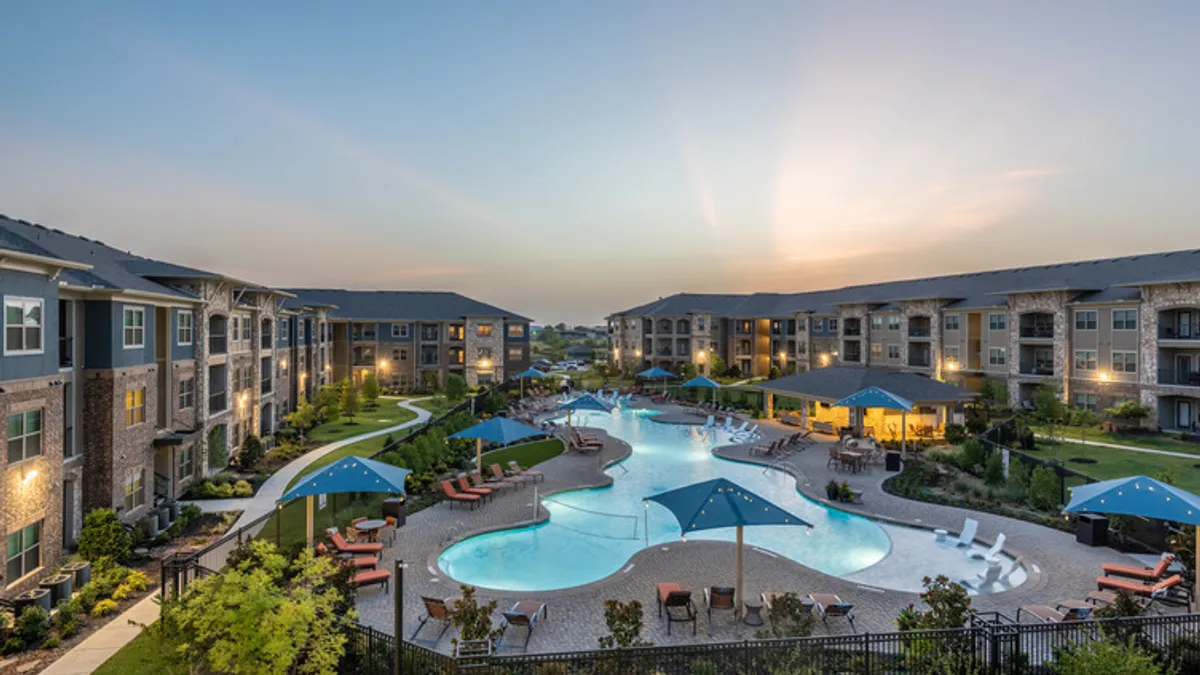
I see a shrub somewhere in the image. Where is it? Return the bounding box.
[966,417,989,435]
[598,599,651,649]
[1050,636,1163,675]
[1028,466,1060,511]
[91,600,118,617]
[692,661,719,675]
[77,508,131,563]
[3,637,25,655]
[180,503,202,522]
[55,599,80,634]
[236,435,265,471]
[123,570,149,592]
[42,635,61,650]
[1006,459,1031,489]
[984,452,1005,487]
[943,424,967,445]
[233,480,253,497]
[949,478,973,495]
[14,606,50,646]
[896,576,972,630]
[58,618,80,639]
[756,592,814,638]
[959,439,986,475]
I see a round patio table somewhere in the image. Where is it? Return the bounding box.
[354,519,388,542]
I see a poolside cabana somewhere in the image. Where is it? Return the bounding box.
[637,367,676,393]
[514,367,547,398]
[681,375,720,403]
[447,416,546,474]
[556,393,615,433]
[754,366,975,440]
[280,455,411,548]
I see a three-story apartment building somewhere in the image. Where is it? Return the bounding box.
[1,214,531,599]
[608,249,1200,432]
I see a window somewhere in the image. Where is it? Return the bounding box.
[177,311,194,345]
[123,307,145,348]
[1074,349,1098,371]
[123,469,145,511]
[870,316,883,330]
[944,346,960,362]
[988,313,1007,331]
[477,347,493,359]
[989,347,1007,366]
[506,324,524,338]
[887,344,901,359]
[298,321,305,340]
[392,323,409,338]
[870,343,882,358]
[508,347,523,360]
[827,318,838,332]
[697,318,706,330]
[241,316,251,340]
[1075,393,1099,412]
[1113,350,1138,373]
[887,316,901,331]
[392,348,400,361]
[280,321,290,340]
[6,410,42,463]
[476,323,494,338]
[4,297,44,354]
[1074,310,1098,331]
[1113,309,1138,331]
[232,367,241,392]
[6,521,41,582]
[231,316,240,342]
[241,368,252,390]
[178,378,195,409]
[125,388,146,426]
[178,446,193,479]
[797,341,807,354]
[797,318,806,331]
[812,318,825,332]
[944,314,960,331]
[399,348,408,361]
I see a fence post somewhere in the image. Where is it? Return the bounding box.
[862,632,870,673]
[743,639,749,673]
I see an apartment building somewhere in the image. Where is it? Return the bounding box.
[608,249,1200,432]
[1,214,530,598]
[282,289,531,390]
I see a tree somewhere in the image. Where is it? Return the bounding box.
[77,508,132,563]
[313,383,341,424]
[1068,406,1101,445]
[978,380,1007,419]
[984,451,1005,487]
[1032,384,1066,443]
[1050,636,1164,675]
[361,373,381,409]
[338,378,360,422]
[677,362,697,381]
[237,435,265,471]
[444,374,468,404]
[597,599,652,648]
[709,353,727,378]
[1028,465,1061,511]
[286,394,316,440]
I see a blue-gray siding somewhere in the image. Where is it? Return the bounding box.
[0,270,60,380]
[84,300,156,368]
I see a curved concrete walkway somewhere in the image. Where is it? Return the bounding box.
[185,397,432,532]
[1035,432,1200,459]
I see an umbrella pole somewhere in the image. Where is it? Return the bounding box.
[476,438,483,475]
[520,378,524,398]
[1195,524,1199,613]
[306,495,314,549]
[901,412,908,460]
[735,525,744,618]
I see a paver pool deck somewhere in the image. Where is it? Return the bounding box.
[357,398,1162,653]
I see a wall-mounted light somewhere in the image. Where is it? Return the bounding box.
[1099,371,1110,382]
[23,468,38,483]
[280,359,287,369]
[946,361,959,372]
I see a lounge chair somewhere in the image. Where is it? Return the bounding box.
[655,583,697,635]
[472,469,516,492]
[497,601,547,651]
[1102,553,1175,581]
[702,415,715,430]
[316,543,378,569]
[489,463,528,487]
[329,531,384,555]
[457,474,494,501]
[721,415,734,431]
[1017,604,1092,624]
[809,594,856,633]
[729,421,749,436]
[509,461,545,482]
[954,518,979,547]
[352,568,391,593]
[962,561,1003,590]
[750,439,780,456]
[967,533,1006,564]
[1096,574,1183,597]
[703,586,736,622]
[441,480,482,509]
[411,596,454,643]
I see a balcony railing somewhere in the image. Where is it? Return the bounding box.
[352,331,377,341]
[907,329,931,338]
[844,326,862,337]
[261,334,272,349]
[420,355,439,366]
[420,330,439,341]
[909,356,932,367]
[261,379,272,394]
[209,391,227,413]
[59,336,73,368]
[1160,326,1200,340]
[1159,368,1200,387]
[1019,326,1055,339]
[209,335,227,355]
[1021,364,1055,376]
[843,350,862,362]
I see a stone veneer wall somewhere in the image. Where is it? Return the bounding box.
[465,317,505,387]
[691,313,713,375]
[1006,292,1069,407]
[1138,282,1200,427]
[900,300,943,378]
[82,363,158,524]
[1,375,65,598]
[839,304,869,367]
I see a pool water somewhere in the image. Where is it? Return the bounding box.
[437,409,1026,593]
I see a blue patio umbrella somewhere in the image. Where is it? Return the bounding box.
[280,455,412,547]
[448,417,546,474]
[555,393,615,433]
[515,367,548,397]
[833,386,916,457]
[645,478,812,615]
[1065,475,1200,609]
[681,375,720,404]
[637,367,676,393]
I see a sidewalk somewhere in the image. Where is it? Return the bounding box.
[186,397,431,529]
[1035,433,1200,459]
[39,593,160,675]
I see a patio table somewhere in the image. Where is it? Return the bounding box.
[840,451,864,473]
[354,518,388,543]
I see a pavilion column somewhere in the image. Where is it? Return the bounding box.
[764,392,774,419]
[800,399,809,428]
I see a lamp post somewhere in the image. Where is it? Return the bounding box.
[393,559,405,675]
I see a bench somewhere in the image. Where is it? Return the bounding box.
[811,421,835,435]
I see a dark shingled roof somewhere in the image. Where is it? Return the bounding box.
[756,366,976,404]
[282,289,531,322]
[612,249,1200,317]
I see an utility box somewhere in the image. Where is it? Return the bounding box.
[1075,513,1109,546]
[885,452,902,472]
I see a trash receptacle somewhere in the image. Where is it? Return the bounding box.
[1075,513,1109,546]
[885,452,902,472]
[382,497,407,527]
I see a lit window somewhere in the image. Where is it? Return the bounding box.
[508,347,523,360]
[870,343,882,357]
[1112,351,1138,373]
[177,310,194,345]
[123,307,145,348]
[6,409,42,463]
[988,313,1007,331]
[125,388,146,426]
[507,324,525,338]
[1074,349,1098,371]
[1074,310,1098,331]
[1112,309,1138,331]
[989,348,1006,366]
[476,324,494,338]
[5,520,41,582]
[4,297,44,354]
[124,469,145,511]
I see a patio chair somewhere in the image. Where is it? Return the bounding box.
[1102,553,1175,581]
[810,594,856,633]
[962,561,1003,590]
[489,463,528,488]
[497,601,547,651]
[316,543,378,569]
[703,586,736,622]
[967,533,1006,564]
[826,446,842,470]
[440,480,482,509]
[954,518,979,547]
[472,469,515,493]
[729,421,749,436]
[380,516,398,546]
[1017,604,1092,624]
[352,568,391,593]
[457,473,494,501]
[411,596,454,643]
[1096,574,1183,597]
[508,461,545,482]
[750,439,780,457]
[328,531,384,555]
[655,583,697,635]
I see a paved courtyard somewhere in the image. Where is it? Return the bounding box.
[356,399,1164,654]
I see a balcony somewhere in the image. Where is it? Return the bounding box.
[420,327,440,342]
[261,334,272,349]
[1159,368,1200,387]
[209,316,228,355]
[843,319,862,337]
[1159,310,1200,341]
[656,320,674,335]
[1018,313,1055,339]
[675,320,691,335]
[352,329,377,341]
[449,348,465,365]
[842,341,862,363]
[59,336,73,368]
[209,334,227,355]
[907,317,931,339]
[734,322,753,335]
[907,344,931,368]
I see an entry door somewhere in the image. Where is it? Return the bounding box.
[1178,400,1194,431]
[63,481,76,548]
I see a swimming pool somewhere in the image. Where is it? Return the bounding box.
[437,408,1026,594]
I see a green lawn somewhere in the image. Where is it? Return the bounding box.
[285,430,411,491]
[1034,440,1200,494]
[412,396,453,418]
[1034,424,1200,456]
[303,396,416,444]
[482,438,564,470]
[95,628,186,675]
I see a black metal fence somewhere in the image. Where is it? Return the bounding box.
[340,613,1200,674]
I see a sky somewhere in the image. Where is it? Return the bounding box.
[2,2,1199,325]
